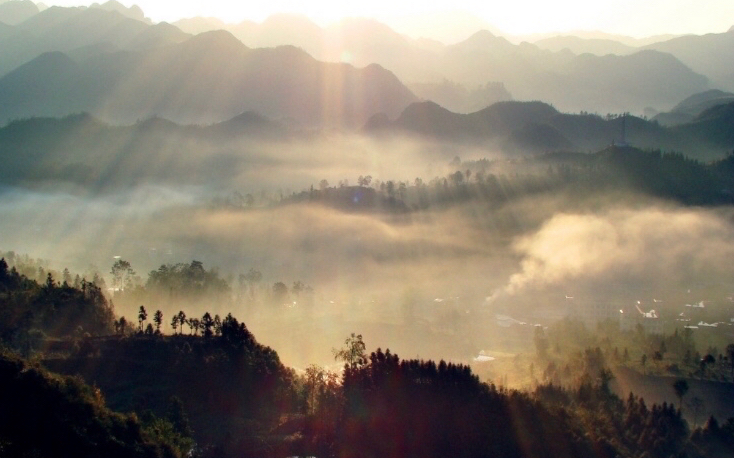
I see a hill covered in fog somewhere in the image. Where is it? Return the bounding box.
[2,98,733,194]
[367,99,734,159]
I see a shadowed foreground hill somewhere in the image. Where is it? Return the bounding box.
[0,350,189,456]
[42,321,300,457]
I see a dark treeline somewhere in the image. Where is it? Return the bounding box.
[0,258,113,353]
[294,338,734,457]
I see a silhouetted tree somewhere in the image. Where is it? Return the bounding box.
[201,312,214,338]
[213,314,222,336]
[333,333,367,368]
[153,310,163,334]
[111,259,135,291]
[170,314,179,334]
[190,318,200,336]
[177,311,186,334]
[138,305,148,332]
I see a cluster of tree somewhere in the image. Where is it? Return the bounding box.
[109,259,234,314]
[548,319,734,383]
[0,258,114,355]
[241,146,734,216]
[145,261,229,300]
[0,250,106,289]
[112,259,312,318]
[291,335,734,457]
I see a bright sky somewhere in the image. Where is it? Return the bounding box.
[45,0,734,39]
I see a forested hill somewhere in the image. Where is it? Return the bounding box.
[0,350,192,456]
[3,258,734,456]
[279,146,734,212]
[366,99,734,160]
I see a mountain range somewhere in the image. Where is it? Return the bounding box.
[2,95,733,193]
[0,2,732,128]
[0,24,416,127]
[173,14,714,114]
[651,89,734,126]
[366,99,734,159]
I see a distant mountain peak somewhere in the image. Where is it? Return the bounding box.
[90,0,148,24]
[183,29,248,54]
[401,100,454,116]
[467,29,498,41]
[0,0,39,25]
[453,29,514,52]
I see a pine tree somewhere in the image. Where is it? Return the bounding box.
[138,306,148,333]
[153,310,163,334]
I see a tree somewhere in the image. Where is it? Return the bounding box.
[177,311,186,334]
[333,333,367,368]
[62,268,72,286]
[386,180,395,198]
[110,259,135,291]
[119,316,128,335]
[201,312,214,338]
[170,314,179,335]
[598,368,614,394]
[189,318,200,336]
[138,306,148,333]
[243,268,262,298]
[357,175,372,187]
[153,310,163,334]
[641,354,647,374]
[292,281,305,297]
[145,323,154,335]
[213,314,222,336]
[673,379,689,412]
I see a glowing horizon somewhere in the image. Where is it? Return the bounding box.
[40,0,734,41]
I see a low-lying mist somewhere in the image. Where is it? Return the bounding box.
[3,129,734,369]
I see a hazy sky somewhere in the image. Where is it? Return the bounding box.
[45,0,734,39]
